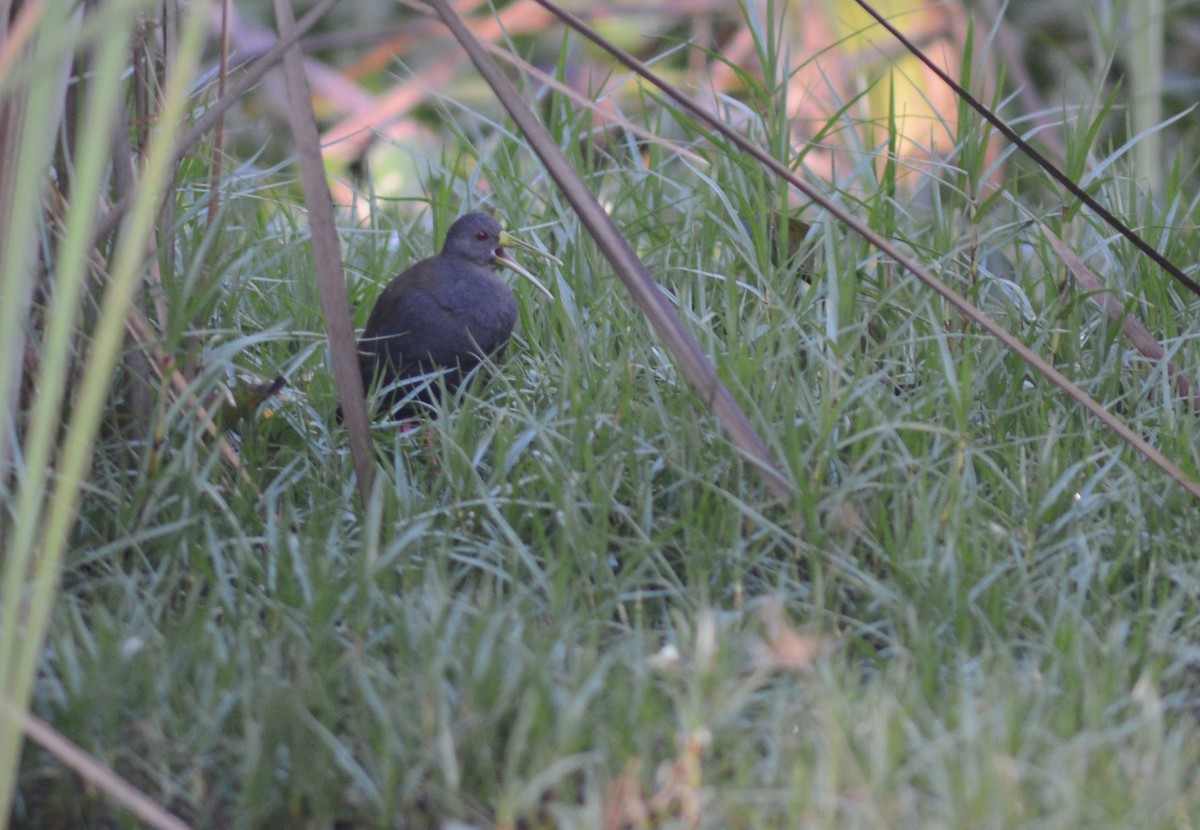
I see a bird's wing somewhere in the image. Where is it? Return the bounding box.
[364,289,480,373]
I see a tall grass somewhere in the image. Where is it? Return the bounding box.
[0,0,209,822]
[6,0,1200,827]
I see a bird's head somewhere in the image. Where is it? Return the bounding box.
[442,212,557,299]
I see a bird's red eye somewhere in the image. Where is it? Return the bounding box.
[476,231,488,241]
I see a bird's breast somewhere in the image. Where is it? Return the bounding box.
[439,274,519,346]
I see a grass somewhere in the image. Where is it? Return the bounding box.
[10,1,1200,828]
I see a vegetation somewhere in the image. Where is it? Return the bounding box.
[4,0,1200,827]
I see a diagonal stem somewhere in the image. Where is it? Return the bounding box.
[274,0,376,503]
[426,0,795,502]
[523,0,1200,503]
[851,0,1200,298]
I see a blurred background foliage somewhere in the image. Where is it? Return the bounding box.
[222,0,1200,203]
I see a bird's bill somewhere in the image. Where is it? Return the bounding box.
[496,230,557,299]
[498,230,561,265]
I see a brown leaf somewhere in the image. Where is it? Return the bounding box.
[751,597,824,672]
[602,759,649,830]
[1042,224,1200,409]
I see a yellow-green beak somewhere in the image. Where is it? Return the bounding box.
[495,230,558,300]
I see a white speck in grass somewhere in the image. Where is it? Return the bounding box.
[646,643,681,673]
[1132,673,1163,722]
[119,636,144,660]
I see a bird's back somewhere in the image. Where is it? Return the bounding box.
[358,255,519,416]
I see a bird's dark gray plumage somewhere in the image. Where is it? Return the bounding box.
[357,212,553,420]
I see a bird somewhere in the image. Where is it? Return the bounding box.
[356,212,556,421]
